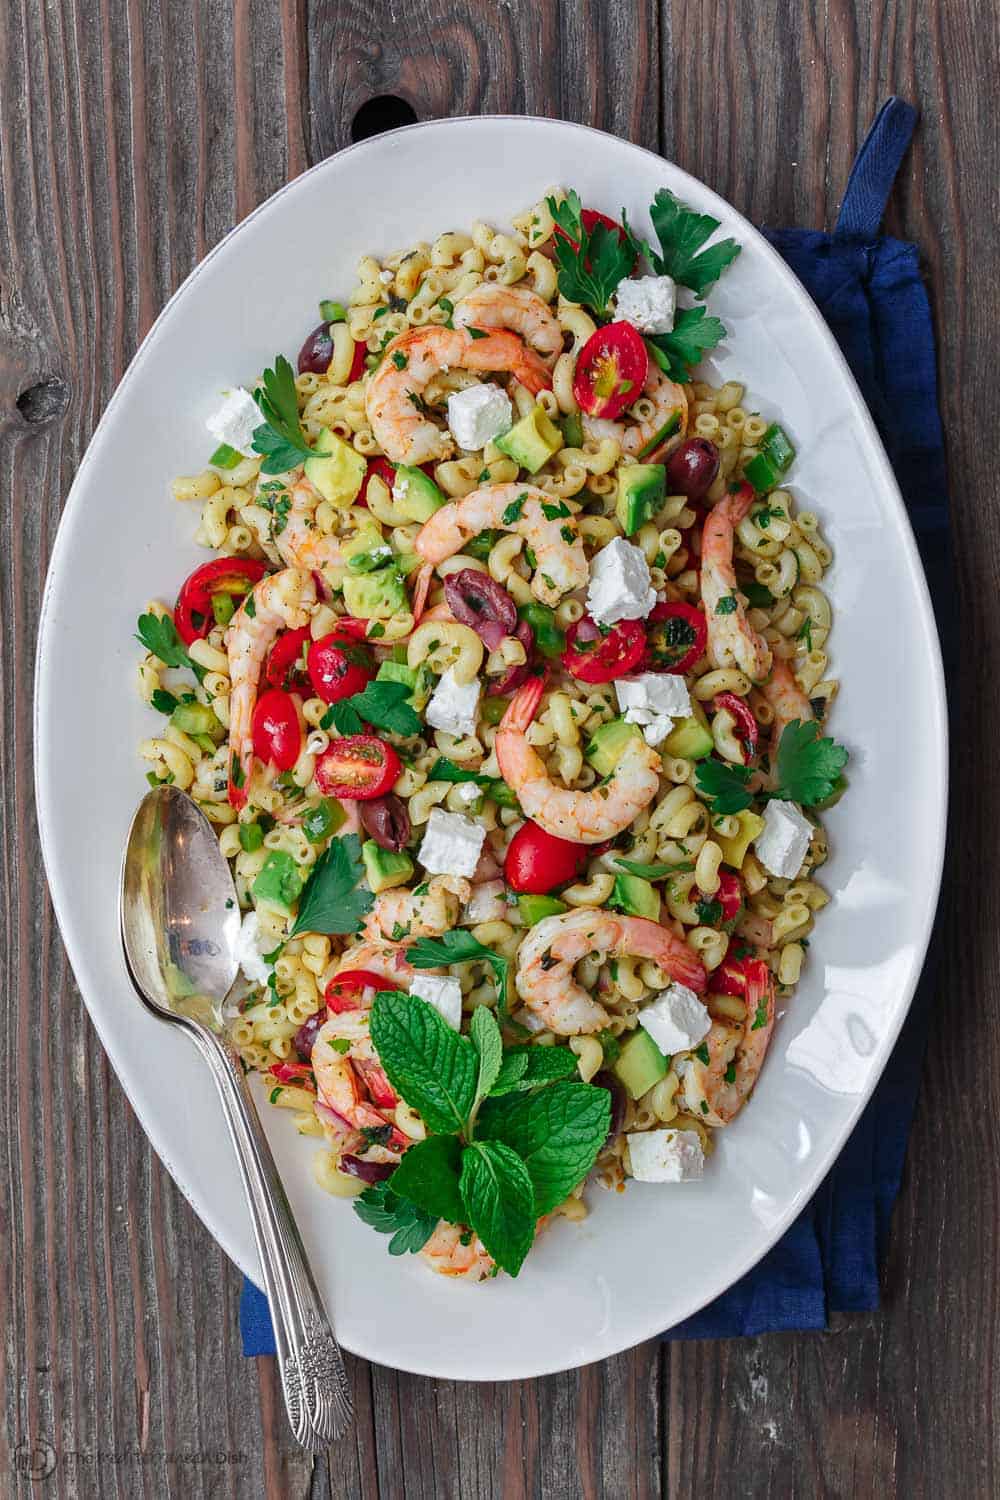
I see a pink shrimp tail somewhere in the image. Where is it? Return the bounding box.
[513,352,553,396]
[500,671,548,732]
[412,563,434,622]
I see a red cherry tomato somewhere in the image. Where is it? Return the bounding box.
[307,632,375,703]
[358,455,396,508]
[265,626,312,691]
[329,616,372,640]
[325,968,389,1013]
[715,955,771,997]
[315,736,400,800]
[270,1060,317,1089]
[573,322,649,421]
[714,691,759,763]
[503,820,592,894]
[174,558,268,645]
[562,616,646,684]
[645,601,707,675]
[348,338,367,382]
[251,688,302,771]
[714,870,744,925]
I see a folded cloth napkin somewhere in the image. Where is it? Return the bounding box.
[241,98,953,1356]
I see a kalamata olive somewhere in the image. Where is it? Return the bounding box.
[359,793,411,852]
[665,437,720,500]
[293,1007,327,1062]
[339,1154,396,1184]
[594,1070,626,1148]
[486,621,536,696]
[444,568,518,650]
[297,321,334,376]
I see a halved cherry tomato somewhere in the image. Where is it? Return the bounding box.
[573,323,649,421]
[562,615,646,684]
[328,616,372,641]
[270,1060,317,1090]
[265,626,312,692]
[251,688,302,771]
[715,870,744,925]
[307,631,375,703]
[324,968,388,1013]
[715,955,770,997]
[645,601,707,675]
[348,339,367,382]
[174,558,268,645]
[503,820,592,894]
[714,691,759,763]
[315,736,400,800]
[358,455,396,508]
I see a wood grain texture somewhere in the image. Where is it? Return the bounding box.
[2,0,996,1496]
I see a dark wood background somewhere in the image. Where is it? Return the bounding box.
[2,1,995,1495]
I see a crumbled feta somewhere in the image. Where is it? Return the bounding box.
[615,672,691,744]
[410,973,463,1031]
[627,1128,705,1183]
[391,473,411,503]
[586,537,657,625]
[234,910,271,987]
[454,780,482,807]
[425,668,482,738]
[755,798,813,880]
[205,387,261,457]
[615,274,677,335]
[446,382,513,451]
[379,268,395,284]
[417,807,486,878]
[638,983,711,1056]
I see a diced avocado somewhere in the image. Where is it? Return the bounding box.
[170,700,222,740]
[494,405,564,473]
[342,566,408,620]
[303,425,367,507]
[362,840,414,894]
[342,526,394,574]
[376,659,432,709]
[615,463,666,537]
[394,551,423,577]
[585,717,642,777]
[560,411,584,448]
[392,464,447,523]
[613,1029,669,1101]
[715,809,765,867]
[252,851,304,914]
[662,699,714,760]
[518,894,569,926]
[610,873,660,922]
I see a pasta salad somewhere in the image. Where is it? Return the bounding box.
[135,186,848,1281]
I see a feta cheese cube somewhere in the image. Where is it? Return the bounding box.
[586,537,657,625]
[614,274,677,334]
[234,910,271,988]
[417,807,486,878]
[638,983,711,1056]
[205,387,262,457]
[410,973,463,1031]
[425,668,482,738]
[616,672,691,723]
[446,382,513,451]
[754,798,813,880]
[627,1128,705,1183]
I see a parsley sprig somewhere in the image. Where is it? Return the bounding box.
[289,832,374,937]
[647,188,742,296]
[136,613,206,684]
[320,680,422,738]
[406,930,511,1021]
[546,189,637,316]
[695,720,849,813]
[251,355,314,474]
[646,305,728,384]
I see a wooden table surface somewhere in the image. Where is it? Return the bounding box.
[2,1,994,1495]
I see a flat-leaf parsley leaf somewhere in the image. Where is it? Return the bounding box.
[774,720,848,807]
[251,355,315,474]
[694,758,754,814]
[289,832,374,936]
[647,188,742,297]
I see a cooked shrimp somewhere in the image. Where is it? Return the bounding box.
[364,876,471,944]
[453,284,562,359]
[420,1221,495,1281]
[273,480,347,574]
[414,482,588,606]
[366,326,552,465]
[761,659,813,752]
[701,489,773,682]
[583,366,689,458]
[675,967,775,1124]
[495,676,661,842]
[515,907,707,1035]
[311,1013,410,1150]
[330,941,415,990]
[225,566,316,806]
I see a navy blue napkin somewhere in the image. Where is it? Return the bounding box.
[240,99,952,1356]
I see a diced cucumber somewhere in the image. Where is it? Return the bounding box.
[170,700,220,738]
[517,894,569,926]
[252,851,304,914]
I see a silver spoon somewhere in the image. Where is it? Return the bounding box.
[120,784,352,1446]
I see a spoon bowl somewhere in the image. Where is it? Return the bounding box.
[120,786,352,1446]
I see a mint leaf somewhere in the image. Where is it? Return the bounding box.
[370,990,477,1135]
[470,1007,503,1106]
[646,305,727,383]
[406,931,511,1022]
[289,833,374,936]
[647,188,741,296]
[353,1181,437,1255]
[693,758,754,815]
[774,720,849,807]
[252,355,314,475]
[460,1141,536,1277]
[136,613,206,683]
[321,679,421,738]
[476,1080,610,1214]
[388,1135,464,1224]
[488,1046,579,1097]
